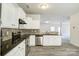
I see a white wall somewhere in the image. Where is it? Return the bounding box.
[70,13,79,47]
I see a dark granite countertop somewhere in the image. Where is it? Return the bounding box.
[1,34,30,56]
[24,32,59,36]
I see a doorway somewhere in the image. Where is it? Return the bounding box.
[60,19,70,44]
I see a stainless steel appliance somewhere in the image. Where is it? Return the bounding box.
[12,32,21,44]
[35,35,43,46]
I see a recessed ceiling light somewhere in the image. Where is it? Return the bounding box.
[39,4,48,9]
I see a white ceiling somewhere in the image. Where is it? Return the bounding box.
[18,3,79,16]
[40,15,70,24]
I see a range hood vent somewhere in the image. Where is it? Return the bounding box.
[19,18,27,24]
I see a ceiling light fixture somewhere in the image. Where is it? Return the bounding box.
[39,3,48,9]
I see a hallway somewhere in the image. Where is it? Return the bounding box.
[28,42,79,56]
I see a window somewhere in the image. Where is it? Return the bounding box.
[58,27,60,35]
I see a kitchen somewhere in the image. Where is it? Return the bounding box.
[0,3,79,56]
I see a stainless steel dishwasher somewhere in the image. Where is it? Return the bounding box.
[35,35,43,46]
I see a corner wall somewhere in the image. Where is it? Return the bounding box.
[70,13,79,47]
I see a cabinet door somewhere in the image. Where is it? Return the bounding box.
[1,4,18,28]
[31,20,40,29]
[30,15,40,29]
[29,35,35,46]
[26,14,40,29]
[17,40,25,56]
[43,35,61,46]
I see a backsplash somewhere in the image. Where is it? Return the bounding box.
[1,28,19,41]
[20,29,40,34]
[1,28,40,41]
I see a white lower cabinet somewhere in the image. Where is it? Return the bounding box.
[29,35,62,46]
[29,35,35,46]
[5,40,25,56]
[43,35,62,46]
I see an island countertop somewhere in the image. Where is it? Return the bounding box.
[23,32,59,36]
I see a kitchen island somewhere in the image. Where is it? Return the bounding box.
[43,35,61,46]
[29,32,62,46]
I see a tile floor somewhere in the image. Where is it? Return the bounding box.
[28,42,79,56]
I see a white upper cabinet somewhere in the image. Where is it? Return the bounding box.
[1,4,26,29]
[1,4,18,28]
[30,14,40,29]
[19,17,32,29]
[1,4,40,29]
[22,14,40,29]
[31,19,40,29]
[19,14,40,29]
